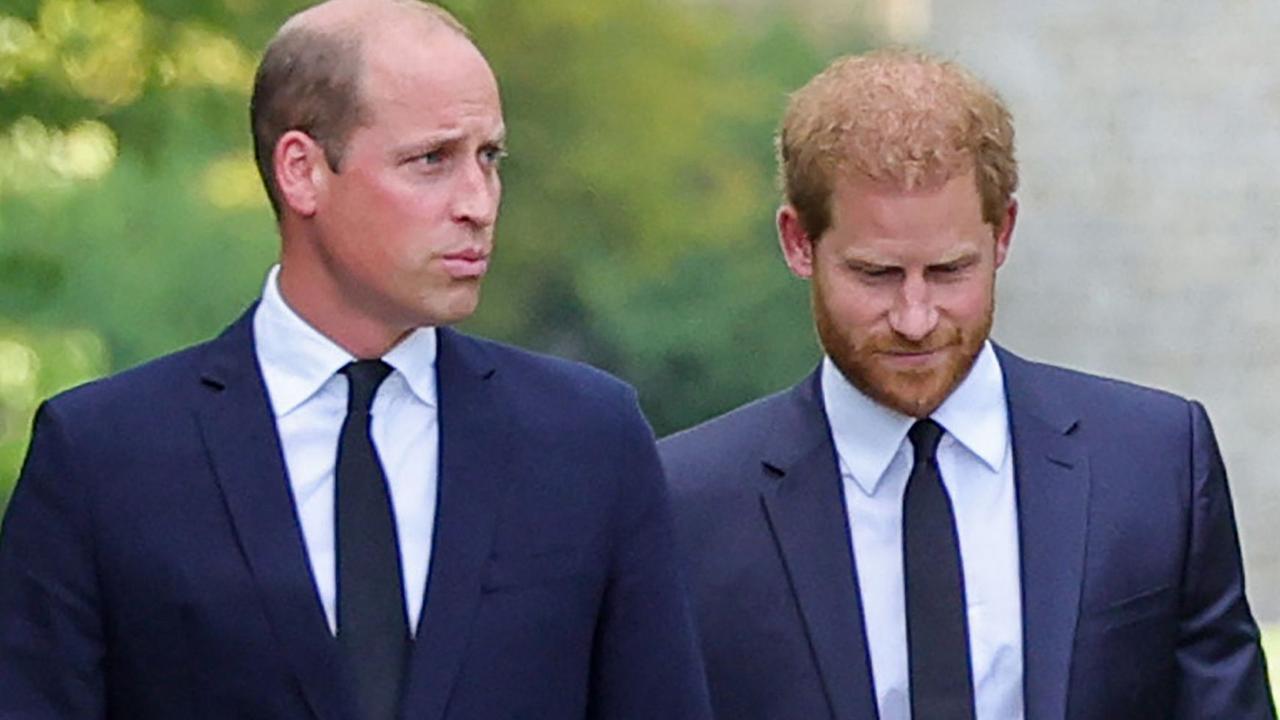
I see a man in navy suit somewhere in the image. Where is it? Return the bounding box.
[0,1,711,718]
[661,49,1275,719]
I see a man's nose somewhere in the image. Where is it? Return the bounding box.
[451,161,500,228]
[887,275,938,342]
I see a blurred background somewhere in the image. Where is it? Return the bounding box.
[0,0,1275,669]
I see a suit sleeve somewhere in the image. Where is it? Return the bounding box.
[0,402,108,719]
[586,389,713,720]
[1173,400,1277,718]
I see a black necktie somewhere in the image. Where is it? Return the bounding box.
[904,419,976,720]
[336,360,409,720]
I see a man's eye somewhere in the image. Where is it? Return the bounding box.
[929,262,970,279]
[857,267,896,280]
[481,146,508,165]
[415,150,444,165]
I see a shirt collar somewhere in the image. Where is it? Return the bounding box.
[252,265,438,416]
[383,324,438,407]
[932,341,1009,474]
[821,358,913,496]
[821,341,1009,496]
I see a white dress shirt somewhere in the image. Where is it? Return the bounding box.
[821,342,1024,720]
[253,265,439,636]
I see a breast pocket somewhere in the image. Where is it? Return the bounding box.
[480,547,601,593]
[1085,583,1177,631]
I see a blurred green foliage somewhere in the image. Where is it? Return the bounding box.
[0,0,872,502]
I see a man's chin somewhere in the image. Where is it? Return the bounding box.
[423,288,482,327]
[853,368,955,418]
[861,382,937,417]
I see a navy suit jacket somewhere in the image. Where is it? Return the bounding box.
[660,345,1275,720]
[0,308,712,720]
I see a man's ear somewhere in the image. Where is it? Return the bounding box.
[274,130,327,218]
[994,199,1017,269]
[778,205,816,279]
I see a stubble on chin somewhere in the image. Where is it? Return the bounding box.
[814,300,991,419]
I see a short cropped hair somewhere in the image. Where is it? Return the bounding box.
[777,49,1018,239]
[249,1,470,217]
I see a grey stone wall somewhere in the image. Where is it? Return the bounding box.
[923,1,1280,620]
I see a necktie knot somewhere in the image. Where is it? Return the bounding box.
[342,360,393,415]
[908,418,945,463]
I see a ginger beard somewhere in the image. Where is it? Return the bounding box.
[811,267,995,418]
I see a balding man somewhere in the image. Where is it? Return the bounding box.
[0,2,711,718]
[661,50,1274,720]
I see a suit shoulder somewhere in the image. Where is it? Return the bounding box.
[999,349,1201,443]
[42,338,215,420]
[457,331,635,410]
[23,335,228,474]
[1007,351,1193,410]
[658,386,803,492]
[662,388,795,455]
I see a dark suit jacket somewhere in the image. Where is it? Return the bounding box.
[0,307,711,720]
[660,345,1275,720]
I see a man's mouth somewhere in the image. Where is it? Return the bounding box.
[440,248,490,278]
[878,344,952,368]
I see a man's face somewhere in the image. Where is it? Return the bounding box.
[779,170,1014,417]
[309,27,505,334]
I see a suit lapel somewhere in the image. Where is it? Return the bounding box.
[997,347,1090,720]
[399,327,514,720]
[759,372,880,720]
[194,307,346,720]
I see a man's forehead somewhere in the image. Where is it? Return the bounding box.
[360,32,498,107]
[828,170,993,262]
[352,32,502,147]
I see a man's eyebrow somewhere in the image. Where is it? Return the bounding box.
[392,128,508,159]
[844,257,898,270]
[839,247,982,270]
[929,250,981,268]
[391,132,465,158]
[841,248,900,268]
